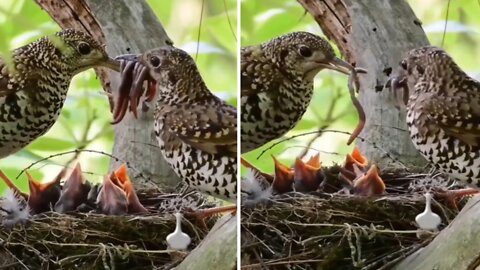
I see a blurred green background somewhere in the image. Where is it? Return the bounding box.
[241,0,480,174]
[0,0,237,194]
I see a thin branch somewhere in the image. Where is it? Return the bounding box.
[16,149,149,181]
[195,0,206,61]
[222,0,237,41]
[441,0,451,47]
[257,129,407,169]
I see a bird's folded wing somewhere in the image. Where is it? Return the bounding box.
[241,46,280,97]
[164,103,237,158]
[427,82,480,146]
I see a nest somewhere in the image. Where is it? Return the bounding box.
[241,166,466,270]
[0,190,219,270]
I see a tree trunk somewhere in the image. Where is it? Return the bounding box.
[35,0,180,190]
[176,215,237,270]
[298,0,429,169]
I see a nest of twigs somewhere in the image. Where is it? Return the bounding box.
[0,190,219,270]
[241,166,466,270]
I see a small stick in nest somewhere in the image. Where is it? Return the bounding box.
[347,67,367,145]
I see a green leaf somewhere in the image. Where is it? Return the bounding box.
[293,119,319,131]
[27,137,76,152]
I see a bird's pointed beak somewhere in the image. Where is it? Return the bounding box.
[54,163,91,213]
[107,53,142,72]
[97,174,128,215]
[115,54,141,62]
[353,165,386,196]
[113,164,148,214]
[293,154,324,192]
[317,56,354,75]
[272,155,294,193]
[102,57,121,72]
[0,170,28,199]
[26,171,61,213]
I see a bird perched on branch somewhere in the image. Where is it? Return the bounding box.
[392,46,480,198]
[113,46,237,202]
[241,31,361,153]
[0,29,119,158]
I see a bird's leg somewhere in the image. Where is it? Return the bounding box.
[184,204,237,232]
[433,188,480,210]
[189,204,237,219]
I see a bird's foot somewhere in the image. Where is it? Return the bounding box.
[184,205,237,232]
[433,188,479,210]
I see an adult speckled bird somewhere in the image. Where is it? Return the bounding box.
[113,46,237,201]
[393,46,480,187]
[0,29,119,158]
[241,31,361,153]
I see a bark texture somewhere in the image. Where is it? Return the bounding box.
[177,215,237,270]
[298,0,429,169]
[35,0,180,190]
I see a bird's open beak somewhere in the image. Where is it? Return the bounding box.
[102,57,121,72]
[317,56,354,75]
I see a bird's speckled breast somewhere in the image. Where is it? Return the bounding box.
[0,80,70,158]
[154,113,237,200]
[407,95,480,186]
[241,81,313,153]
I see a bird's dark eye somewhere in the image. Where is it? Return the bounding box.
[400,60,407,70]
[150,56,161,67]
[298,46,312,57]
[78,42,91,55]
